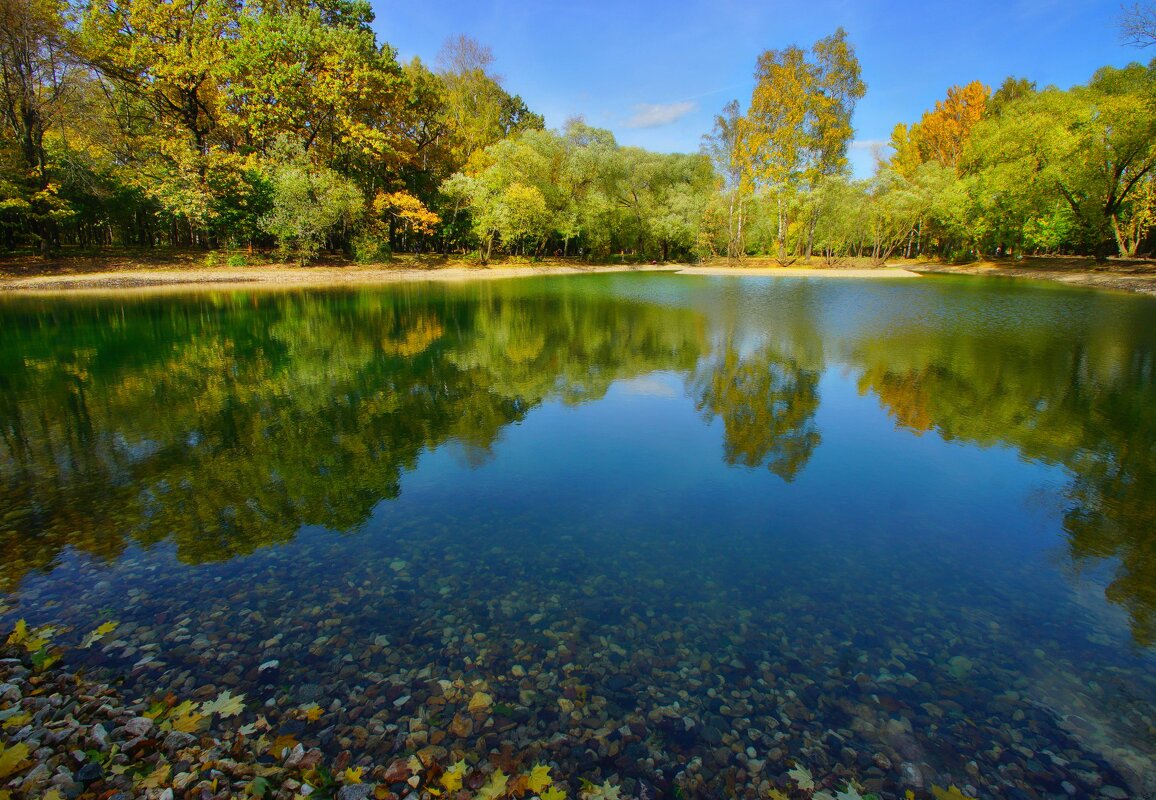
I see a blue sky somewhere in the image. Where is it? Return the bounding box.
[372,0,1146,177]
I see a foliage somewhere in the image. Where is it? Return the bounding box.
[742,28,866,260]
[2,2,1152,262]
[261,140,364,264]
[0,741,29,779]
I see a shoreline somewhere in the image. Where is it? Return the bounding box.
[0,263,680,296]
[679,266,918,279]
[0,262,919,296]
[910,261,1156,296]
[2,258,1155,297]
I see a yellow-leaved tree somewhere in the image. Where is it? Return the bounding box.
[743,28,865,261]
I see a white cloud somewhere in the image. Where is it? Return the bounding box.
[623,101,696,129]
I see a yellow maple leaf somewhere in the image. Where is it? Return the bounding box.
[787,764,814,790]
[592,782,621,800]
[42,791,64,800]
[526,763,553,794]
[440,759,467,792]
[0,742,30,779]
[168,700,207,733]
[477,769,509,800]
[141,762,171,789]
[300,703,324,722]
[5,620,28,646]
[81,621,119,648]
[2,711,31,730]
[200,690,245,718]
[540,788,566,800]
[343,767,364,784]
[6,619,51,653]
[266,734,299,759]
[932,787,975,800]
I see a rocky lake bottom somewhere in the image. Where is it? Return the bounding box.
[3,274,1156,799]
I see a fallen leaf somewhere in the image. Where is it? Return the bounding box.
[596,782,622,800]
[343,766,364,784]
[5,619,27,647]
[440,759,467,792]
[540,788,566,800]
[201,690,245,718]
[0,742,30,779]
[81,621,119,648]
[300,703,324,722]
[141,762,171,789]
[1,711,31,730]
[267,735,299,759]
[168,700,207,733]
[788,764,815,791]
[7,619,53,653]
[932,787,975,800]
[526,763,553,794]
[477,769,509,800]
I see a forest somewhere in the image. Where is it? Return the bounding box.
[1,0,1154,264]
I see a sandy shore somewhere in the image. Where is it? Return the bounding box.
[0,263,682,295]
[0,263,924,295]
[4,257,1155,296]
[678,266,919,279]
[911,262,1156,296]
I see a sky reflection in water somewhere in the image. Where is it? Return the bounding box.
[2,273,1155,796]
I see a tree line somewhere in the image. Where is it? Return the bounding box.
[705,24,1156,263]
[1,0,1153,264]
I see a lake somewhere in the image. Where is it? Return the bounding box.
[2,273,1155,799]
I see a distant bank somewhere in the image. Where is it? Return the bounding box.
[2,255,1153,296]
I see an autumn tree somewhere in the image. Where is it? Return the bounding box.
[918,81,989,171]
[79,0,236,159]
[743,28,865,261]
[435,35,543,166]
[223,2,408,168]
[701,99,749,261]
[76,0,241,240]
[0,0,76,252]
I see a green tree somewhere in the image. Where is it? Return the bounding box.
[224,3,408,167]
[0,0,76,252]
[966,63,1156,258]
[701,100,749,261]
[261,139,364,264]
